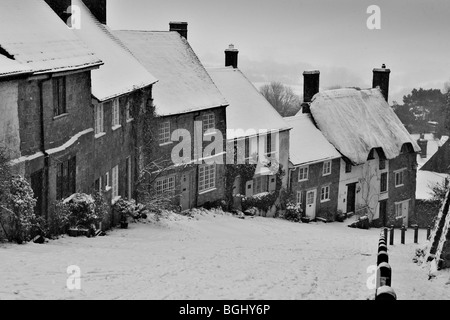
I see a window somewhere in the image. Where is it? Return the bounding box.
[307,191,315,205]
[296,191,304,205]
[395,169,405,187]
[380,172,388,193]
[395,202,403,218]
[112,98,120,128]
[56,156,76,200]
[323,161,332,176]
[95,104,104,135]
[379,158,386,170]
[105,171,110,190]
[367,150,375,160]
[155,176,175,195]
[199,164,216,192]
[321,185,330,202]
[266,133,272,154]
[112,165,119,198]
[126,101,133,121]
[53,77,66,116]
[159,121,171,144]
[202,113,215,132]
[298,166,309,181]
[253,175,268,194]
[345,162,352,173]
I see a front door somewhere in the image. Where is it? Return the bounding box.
[305,189,317,219]
[402,200,409,226]
[346,183,357,215]
[180,173,191,211]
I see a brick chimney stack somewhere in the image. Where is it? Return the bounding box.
[169,22,188,40]
[302,70,320,113]
[373,64,391,103]
[417,134,428,158]
[225,44,239,69]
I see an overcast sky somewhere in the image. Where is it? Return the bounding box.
[108,0,450,104]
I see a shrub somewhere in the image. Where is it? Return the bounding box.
[202,199,228,211]
[112,198,137,223]
[49,200,71,237]
[0,175,37,243]
[241,192,278,213]
[282,202,302,222]
[64,193,100,229]
[93,192,109,227]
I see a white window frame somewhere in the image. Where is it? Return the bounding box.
[105,171,111,191]
[199,164,216,193]
[159,121,171,145]
[202,113,215,133]
[298,166,309,182]
[98,176,103,192]
[395,168,406,187]
[126,100,133,122]
[155,175,175,196]
[112,165,119,198]
[296,191,304,205]
[320,185,331,203]
[112,98,120,129]
[94,103,104,137]
[323,161,332,176]
[394,200,409,218]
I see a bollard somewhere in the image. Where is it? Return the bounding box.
[377,251,389,265]
[375,286,397,300]
[389,226,394,245]
[413,225,419,244]
[378,243,388,253]
[427,226,431,240]
[383,228,388,242]
[376,262,392,288]
[401,225,406,244]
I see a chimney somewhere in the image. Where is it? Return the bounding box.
[417,135,428,158]
[44,0,107,25]
[302,70,320,113]
[169,21,188,40]
[372,64,391,102]
[225,44,239,68]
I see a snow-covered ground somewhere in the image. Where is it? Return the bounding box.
[1,210,449,300]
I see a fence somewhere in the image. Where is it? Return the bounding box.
[375,229,396,300]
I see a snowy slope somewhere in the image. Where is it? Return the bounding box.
[1,211,448,300]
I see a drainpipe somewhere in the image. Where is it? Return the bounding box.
[38,80,50,220]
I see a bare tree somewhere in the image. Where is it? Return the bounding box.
[260,82,302,117]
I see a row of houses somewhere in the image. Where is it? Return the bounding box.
[0,0,420,228]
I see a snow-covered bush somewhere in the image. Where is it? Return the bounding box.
[65,193,100,229]
[282,202,302,222]
[112,198,137,222]
[49,200,71,237]
[93,192,108,227]
[0,175,37,243]
[241,192,278,213]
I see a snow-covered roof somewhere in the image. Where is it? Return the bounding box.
[72,0,157,102]
[113,31,227,116]
[285,114,341,166]
[207,67,291,140]
[421,138,450,174]
[310,88,421,165]
[411,133,448,169]
[0,0,102,74]
[0,55,32,78]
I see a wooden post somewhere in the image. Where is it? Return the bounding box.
[389,226,394,246]
[427,226,431,240]
[414,225,419,244]
[384,228,388,243]
[375,286,397,300]
[401,225,406,244]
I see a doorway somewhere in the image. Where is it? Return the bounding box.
[346,183,357,215]
[180,173,191,211]
[305,189,317,219]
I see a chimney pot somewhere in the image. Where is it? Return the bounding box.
[302,70,320,110]
[169,21,188,40]
[372,65,391,102]
[225,44,239,68]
